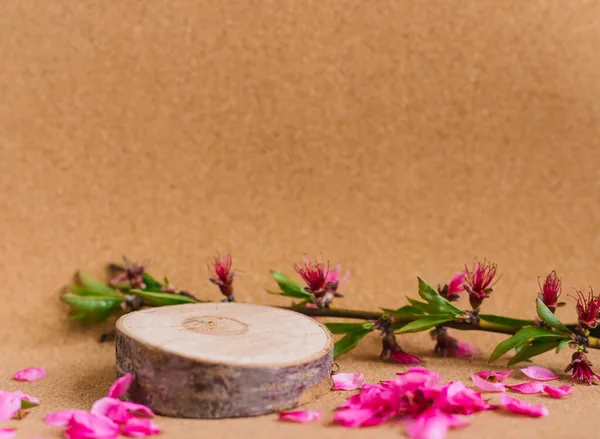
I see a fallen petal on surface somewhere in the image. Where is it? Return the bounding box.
[543,385,573,399]
[471,374,506,392]
[332,373,365,391]
[13,368,46,383]
[0,428,15,439]
[507,382,545,394]
[475,370,512,382]
[499,394,548,417]
[520,366,559,381]
[278,410,321,423]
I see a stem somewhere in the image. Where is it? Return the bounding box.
[282,305,599,343]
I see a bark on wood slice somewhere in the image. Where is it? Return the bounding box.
[115,302,334,419]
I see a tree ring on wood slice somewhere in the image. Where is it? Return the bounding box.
[115,302,334,419]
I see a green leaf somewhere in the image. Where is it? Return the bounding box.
[508,338,565,366]
[406,297,438,314]
[417,277,464,316]
[267,289,312,299]
[77,272,121,297]
[61,293,124,323]
[556,339,571,353]
[382,305,425,316]
[333,329,371,357]
[489,326,568,363]
[325,322,374,334]
[21,399,38,409]
[130,289,197,306]
[142,273,163,292]
[394,314,456,334]
[479,314,533,330]
[536,298,571,333]
[270,271,312,299]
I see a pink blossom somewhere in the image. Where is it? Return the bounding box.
[538,271,562,310]
[446,341,478,359]
[507,382,545,394]
[107,373,133,399]
[13,367,46,382]
[520,366,558,381]
[325,264,350,286]
[0,428,15,439]
[63,411,120,439]
[570,287,600,329]
[294,258,329,294]
[332,373,365,391]
[470,374,506,392]
[565,351,600,384]
[474,371,512,382]
[209,254,236,299]
[442,272,466,301]
[0,392,22,422]
[498,394,548,417]
[542,385,573,398]
[278,410,321,423]
[120,418,161,437]
[463,260,499,309]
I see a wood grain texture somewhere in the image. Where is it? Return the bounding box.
[115,303,333,418]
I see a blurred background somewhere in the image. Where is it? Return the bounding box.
[1,1,600,353]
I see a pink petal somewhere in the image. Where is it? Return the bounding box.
[333,408,387,427]
[391,350,421,364]
[13,367,46,382]
[475,370,512,382]
[520,366,559,381]
[45,410,89,427]
[0,392,22,422]
[120,418,161,437]
[332,373,365,391]
[91,398,154,424]
[470,374,506,392]
[64,411,119,439]
[498,394,548,417]
[508,382,546,394]
[395,367,441,390]
[0,428,15,439]
[438,382,494,414]
[107,373,133,398]
[405,409,451,439]
[278,410,321,423]
[543,385,573,399]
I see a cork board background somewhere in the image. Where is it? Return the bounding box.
[1,0,600,437]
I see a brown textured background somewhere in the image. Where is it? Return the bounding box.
[1,0,600,437]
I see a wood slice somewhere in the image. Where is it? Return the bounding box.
[115,302,334,419]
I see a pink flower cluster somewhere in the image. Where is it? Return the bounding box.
[281,366,573,439]
[46,373,160,439]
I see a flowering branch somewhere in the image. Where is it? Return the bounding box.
[60,255,600,385]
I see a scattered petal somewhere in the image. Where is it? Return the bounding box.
[121,418,161,437]
[333,407,389,427]
[475,371,512,382]
[0,428,15,439]
[107,373,134,399]
[507,382,545,394]
[498,394,548,417]
[64,411,119,439]
[438,381,495,414]
[45,410,88,427]
[278,410,321,423]
[332,373,365,391]
[470,374,506,392]
[0,392,22,421]
[405,409,450,439]
[13,367,46,382]
[91,398,154,424]
[543,385,573,399]
[520,366,559,381]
